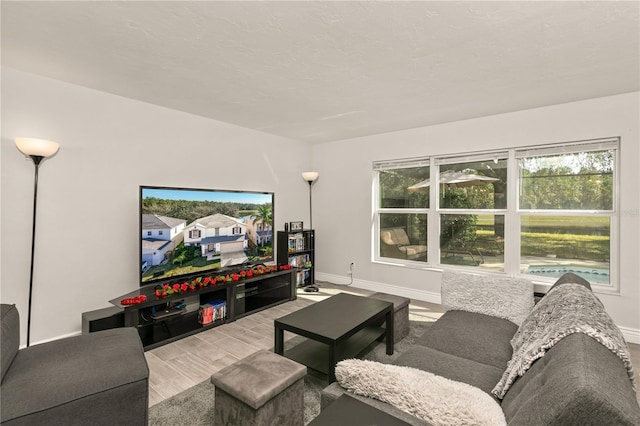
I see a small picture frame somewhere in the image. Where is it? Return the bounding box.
[289,221,304,231]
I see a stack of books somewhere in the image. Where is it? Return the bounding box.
[287,233,306,253]
[198,299,227,325]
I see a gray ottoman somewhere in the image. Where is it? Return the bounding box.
[211,349,307,426]
[369,292,410,343]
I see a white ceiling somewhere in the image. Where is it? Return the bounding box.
[2,1,639,144]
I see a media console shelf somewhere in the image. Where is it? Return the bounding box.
[106,269,295,350]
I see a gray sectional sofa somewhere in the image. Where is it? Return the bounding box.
[1,304,149,425]
[322,273,640,425]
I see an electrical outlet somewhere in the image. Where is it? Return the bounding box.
[347,261,355,274]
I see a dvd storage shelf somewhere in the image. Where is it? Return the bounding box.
[106,269,295,350]
[277,229,315,287]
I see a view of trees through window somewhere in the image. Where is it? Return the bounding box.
[379,166,429,262]
[375,140,617,286]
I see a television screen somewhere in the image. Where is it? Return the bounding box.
[140,186,274,286]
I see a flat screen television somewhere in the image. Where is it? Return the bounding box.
[140,185,274,287]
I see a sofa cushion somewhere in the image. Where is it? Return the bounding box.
[1,327,149,425]
[1,304,20,383]
[414,310,517,370]
[380,228,411,246]
[393,345,504,396]
[398,244,427,258]
[500,333,640,426]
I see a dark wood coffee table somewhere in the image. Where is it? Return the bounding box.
[274,292,393,382]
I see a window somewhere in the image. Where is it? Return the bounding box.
[373,138,618,290]
[375,159,429,263]
[437,155,508,271]
[517,142,616,285]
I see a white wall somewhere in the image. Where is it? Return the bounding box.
[1,67,312,345]
[3,67,638,344]
[312,92,640,340]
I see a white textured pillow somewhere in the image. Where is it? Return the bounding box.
[441,271,534,325]
[336,359,506,426]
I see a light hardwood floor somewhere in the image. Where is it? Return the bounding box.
[146,282,640,407]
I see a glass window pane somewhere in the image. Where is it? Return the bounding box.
[519,150,614,210]
[439,160,507,209]
[379,213,427,262]
[380,166,430,208]
[440,214,504,271]
[520,215,610,284]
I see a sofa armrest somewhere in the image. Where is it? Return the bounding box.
[1,327,149,425]
[1,304,20,383]
[321,382,431,426]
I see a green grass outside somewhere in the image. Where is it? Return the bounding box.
[520,232,609,261]
[476,214,609,229]
[142,256,222,283]
[475,229,609,261]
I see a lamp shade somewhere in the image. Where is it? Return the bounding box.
[301,171,319,183]
[15,138,60,158]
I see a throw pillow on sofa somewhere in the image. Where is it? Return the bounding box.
[441,271,534,326]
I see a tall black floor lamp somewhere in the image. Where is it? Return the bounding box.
[301,171,319,230]
[16,137,60,347]
[301,172,319,292]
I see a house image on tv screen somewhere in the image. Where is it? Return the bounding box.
[183,213,249,267]
[141,214,186,271]
[243,215,273,248]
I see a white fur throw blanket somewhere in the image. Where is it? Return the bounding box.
[441,271,534,326]
[335,359,506,426]
[492,283,636,399]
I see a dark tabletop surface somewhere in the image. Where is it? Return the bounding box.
[274,292,391,340]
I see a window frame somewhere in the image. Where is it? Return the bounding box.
[373,137,620,294]
[373,159,430,266]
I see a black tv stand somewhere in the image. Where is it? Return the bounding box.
[105,269,295,350]
[150,306,186,321]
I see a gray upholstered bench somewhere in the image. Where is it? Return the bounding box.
[369,292,410,343]
[211,349,307,425]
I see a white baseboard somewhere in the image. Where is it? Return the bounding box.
[21,330,82,349]
[619,325,640,345]
[315,272,640,345]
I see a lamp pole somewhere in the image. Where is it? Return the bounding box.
[26,156,44,347]
[307,180,313,230]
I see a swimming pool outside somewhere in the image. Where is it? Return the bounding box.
[525,265,609,284]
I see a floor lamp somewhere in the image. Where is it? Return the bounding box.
[301,171,319,230]
[15,137,60,347]
[301,172,319,292]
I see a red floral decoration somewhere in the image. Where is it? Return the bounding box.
[153,264,286,298]
[121,295,147,305]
